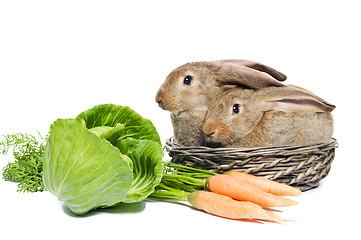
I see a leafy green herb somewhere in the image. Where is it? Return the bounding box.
[0,133,46,192]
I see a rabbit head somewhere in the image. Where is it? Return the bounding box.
[155,59,287,113]
[203,89,262,146]
[203,86,335,147]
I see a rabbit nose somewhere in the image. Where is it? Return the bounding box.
[155,90,163,104]
[203,118,218,139]
[156,99,162,105]
[206,131,216,139]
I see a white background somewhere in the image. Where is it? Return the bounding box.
[0,0,359,239]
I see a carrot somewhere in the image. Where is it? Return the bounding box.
[224,171,301,196]
[206,175,298,207]
[188,191,287,223]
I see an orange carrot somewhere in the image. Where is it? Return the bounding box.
[188,191,287,223]
[225,171,301,196]
[206,175,298,207]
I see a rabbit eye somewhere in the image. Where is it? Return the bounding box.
[232,104,240,114]
[183,75,193,85]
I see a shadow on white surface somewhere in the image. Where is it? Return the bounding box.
[61,201,147,218]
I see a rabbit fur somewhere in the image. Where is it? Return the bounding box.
[155,59,287,146]
[203,86,335,148]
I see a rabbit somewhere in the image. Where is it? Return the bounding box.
[155,59,287,146]
[202,86,335,148]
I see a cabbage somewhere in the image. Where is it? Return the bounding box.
[43,104,163,215]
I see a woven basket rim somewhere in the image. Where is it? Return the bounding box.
[165,137,338,156]
[165,137,338,191]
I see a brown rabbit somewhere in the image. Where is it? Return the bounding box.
[203,86,335,148]
[155,59,287,146]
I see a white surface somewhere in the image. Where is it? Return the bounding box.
[0,1,359,239]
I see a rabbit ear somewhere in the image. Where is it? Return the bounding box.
[220,59,287,81]
[215,60,286,89]
[258,86,336,113]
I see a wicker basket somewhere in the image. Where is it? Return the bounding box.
[165,137,338,191]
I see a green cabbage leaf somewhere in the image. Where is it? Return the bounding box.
[76,104,161,145]
[43,104,163,215]
[115,138,163,203]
